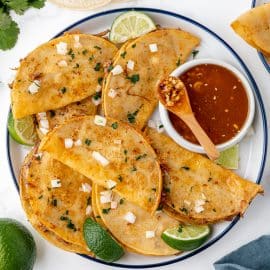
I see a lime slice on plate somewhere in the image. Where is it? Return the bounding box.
[8,111,38,146]
[83,218,124,262]
[161,224,211,251]
[217,145,239,170]
[109,11,156,43]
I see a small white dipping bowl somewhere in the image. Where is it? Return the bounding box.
[159,58,255,154]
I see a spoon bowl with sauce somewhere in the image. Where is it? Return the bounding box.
[159,58,255,155]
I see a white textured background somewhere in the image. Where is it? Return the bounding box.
[0,0,270,269]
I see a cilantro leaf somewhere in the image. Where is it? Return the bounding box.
[0,9,12,29]
[28,0,45,8]
[5,0,29,15]
[0,19,19,50]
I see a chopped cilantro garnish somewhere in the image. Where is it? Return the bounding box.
[60,216,68,221]
[98,77,103,85]
[136,153,147,160]
[67,219,76,231]
[127,108,140,123]
[119,198,124,204]
[89,55,94,61]
[94,62,101,71]
[95,215,101,219]
[35,155,41,161]
[120,51,127,58]
[107,64,113,72]
[181,166,190,171]
[118,175,123,182]
[85,139,91,146]
[60,87,67,94]
[164,187,170,193]
[68,49,75,59]
[111,122,118,129]
[127,74,140,84]
[176,58,181,66]
[132,44,136,48]
[102,208,111,214]
[178,225,183,233]
[82,49,88,55]
[92,91,101,100]
[94,45,101,50]
[180,207,188,214]
[124,150,128,155]
[131,166,137,172]
[192,50,199,59]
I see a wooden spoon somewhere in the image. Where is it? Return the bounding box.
[157,76,220,160]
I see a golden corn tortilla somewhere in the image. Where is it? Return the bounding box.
[103,28,200,129]
[11,34,117,119]
[19,147,93,250]
[36,96,97,139]
[231,3,270,56]
[39,115,162,214]
[145,128,263,224]
[92,184,180,256]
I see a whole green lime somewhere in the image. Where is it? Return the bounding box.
[0,218,36,270]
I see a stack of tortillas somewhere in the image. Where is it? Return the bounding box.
[49,0,112,10]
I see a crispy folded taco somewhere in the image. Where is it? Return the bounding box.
[145,128,263,224]
[11,34,117,119]
[103,28,200,129]
[39,115,162,214]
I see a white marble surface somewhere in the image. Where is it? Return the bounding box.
[0,0,270,269]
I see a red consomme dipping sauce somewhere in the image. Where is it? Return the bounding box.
[169,64,248,145]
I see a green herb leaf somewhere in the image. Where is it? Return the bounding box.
[136,153,147,160]
[60,87,67,94]
[111,122,118,129]
[28,0,45,8]
[132,44,136,48]
[192,50,199,59]
[5,0,29,15]
[120,51,127,58]
[85,139,91,146]
[127,74,140,84]
[127,108,140,123]
[102,208,111,214]
[119,198,124,204]
[94,45,101,50]
[92,91,101,100]
[94,62,101,71]
[98,77,103,85]
[181,166,190,171]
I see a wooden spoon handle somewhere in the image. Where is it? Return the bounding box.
[181,114,220,160]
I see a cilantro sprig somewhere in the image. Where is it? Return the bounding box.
[0,0,45,50]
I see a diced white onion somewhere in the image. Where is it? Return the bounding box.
[86,205,92,215]
[145,231,155,238]
[37,112,47,119]
[94,115,107,126]
[96,85,102,92]
[149,43,158,52]
[58,60,68,67]
[111,201,118,209]
[111,65,123,75]
[127,60,135,70]
[64,138,73,149]
[107,179,116,189]
[148,120,156,129]
[113,139,122,145]
[40,119,49,129]
[194,205,204,213]
[92,151,109,166]
[56,42,68,55]
[51,179,61,188]
[124,211,136,224]
[80,183,92,193]
[74,139,82,146]
[100,190,112,204]
[74,35,80,43]
[28,80,40,94]
[39,127,49,135]
[108,88,117,98]
[184,200,191,206]
[34,152,43,159]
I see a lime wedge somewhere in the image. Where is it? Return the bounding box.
[109,11,156,43]
[8,111,38,146]
[217,145,239,170]
[83,218,124,262]
[161,225,211,251]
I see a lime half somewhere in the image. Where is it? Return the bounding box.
[161,225,211,251]
[0,218,36,270]
[217,145,239,170]
[83,218,124,262]
[109,11,156,43]
[8,111,38,146]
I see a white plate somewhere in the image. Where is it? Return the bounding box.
[7,8,268,268]
[251,0,270,73]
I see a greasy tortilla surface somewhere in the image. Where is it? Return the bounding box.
[40,115,162,214]
[36,96,97,139]
[92,184,179,256]
[19,147,93,250]
[231,3,270,56]
[103,29,200,129]
[145,128,263,224]
[11,34,117,119]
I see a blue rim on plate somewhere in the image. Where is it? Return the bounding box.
[6,7,268,269]
[251,0,270,73]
